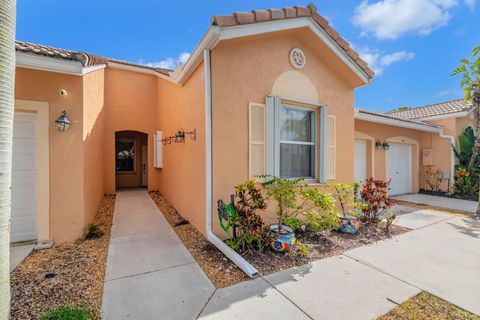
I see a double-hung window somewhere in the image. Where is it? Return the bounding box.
[279,105,316,179]
[249,96,329,183]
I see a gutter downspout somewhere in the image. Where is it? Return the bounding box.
[203,49,260,278]
[438,129,456,187]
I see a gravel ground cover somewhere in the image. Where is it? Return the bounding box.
[10,195,115,320]
[149,191,408,288]
[378,291,480,320]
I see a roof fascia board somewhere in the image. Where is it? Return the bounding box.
[107,62,172,80]
[81,64,107,75]
[16,51,83,75]
[174,26,220,85]
[416,110,469,121]
[355,111,441,133]
[216,17,370,85]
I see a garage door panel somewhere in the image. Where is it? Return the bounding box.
[387,143,412,195]
[11,112,37,242]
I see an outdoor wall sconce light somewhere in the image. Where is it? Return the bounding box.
[161,128,197,145]
[55,110,71,132]
[175,130,185,143]
[375,140,390,150]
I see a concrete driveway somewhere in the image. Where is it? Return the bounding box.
[199,207,480,319]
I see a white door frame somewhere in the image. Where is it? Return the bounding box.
[14,99,50,243]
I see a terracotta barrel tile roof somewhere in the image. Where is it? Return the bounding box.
[387,99,469,119]
[15,40,172,76]
[211,3,374,79]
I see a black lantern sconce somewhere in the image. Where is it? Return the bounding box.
[162,128,197,145]
[375,140,390,150]
[55,111,71,132]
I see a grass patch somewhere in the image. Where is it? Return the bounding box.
[379,292,480,320]
[40,306,92,320]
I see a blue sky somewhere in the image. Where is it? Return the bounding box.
[17,0,479,111]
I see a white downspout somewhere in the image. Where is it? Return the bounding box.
[203,49,260,278]
[438,129,456,187]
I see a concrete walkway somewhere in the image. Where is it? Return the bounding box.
[101,189,215,320]
[199,206,480,319]
[10,243,34,272]
[102,192,479,319]
[393,193,477,214]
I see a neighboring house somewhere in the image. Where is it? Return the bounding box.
[9,3,462,246]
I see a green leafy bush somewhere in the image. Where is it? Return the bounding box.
[40,306,92,320]
[85,223,103,240]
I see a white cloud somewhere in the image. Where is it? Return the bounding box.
[140,51,191,70]
[464,0,476,9]
[356,47,415,75]
[353,0,457,40]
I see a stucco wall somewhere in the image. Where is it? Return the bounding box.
[103,68,160,193]
[15,67,85,242]
[156,64,206,233]
[210,30,361,236]
[354,120,454,192]
[83,68,106,226]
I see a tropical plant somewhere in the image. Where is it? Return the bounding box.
[329,183,352,217]
[454,166,478,194]
[452,45,480,217]
[261,176,337,232]
[453,126,477,168]
[0,0,16,318]
[360,178,396,223]
[227,180,267,252]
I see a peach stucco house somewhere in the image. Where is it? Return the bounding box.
[10,4,470,247]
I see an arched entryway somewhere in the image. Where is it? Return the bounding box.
[115,130,148,189]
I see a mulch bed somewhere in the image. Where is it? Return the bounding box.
[419,188,478,201]
[149,191,409,288]
[10,195,115,320]
[378,291,480,320]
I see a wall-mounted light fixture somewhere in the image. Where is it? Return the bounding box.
[175,130,185,143]
[55,110,71,132]
[375,140,390,150]
[162,128,197,145]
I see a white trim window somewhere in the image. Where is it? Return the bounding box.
[257,95,328,183]
[278,104,316,179]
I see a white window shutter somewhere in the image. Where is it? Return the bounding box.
[327,115,336,180]
[249,103,266,178]
[154,131,163,168]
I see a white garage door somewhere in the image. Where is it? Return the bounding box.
[387,143,412,195]
[11,112,37,242]
[354,139,367,183]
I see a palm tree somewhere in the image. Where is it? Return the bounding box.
[0,0,16,318]
[452,45,480,217]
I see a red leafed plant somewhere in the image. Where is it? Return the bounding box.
[360,178,396,223]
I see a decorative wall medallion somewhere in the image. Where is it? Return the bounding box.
[289,48,306,69]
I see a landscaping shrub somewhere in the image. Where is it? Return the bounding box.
[85,223,103,240]
[227,179,267,252]
[261,176,338,232]
[452,126,480,194]
[40,306,92,320]
[424,165,443,192]
[360,178,395,223]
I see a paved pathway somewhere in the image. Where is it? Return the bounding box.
[102,192,480,319]
[393,193,477,214]
[101,189,215,320]
[9,243,34,272]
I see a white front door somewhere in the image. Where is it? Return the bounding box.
[354,139,367,183]
[387,143,412,195]
[11,112,37,242]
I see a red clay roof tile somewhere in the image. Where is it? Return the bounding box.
[211,4,373,79]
